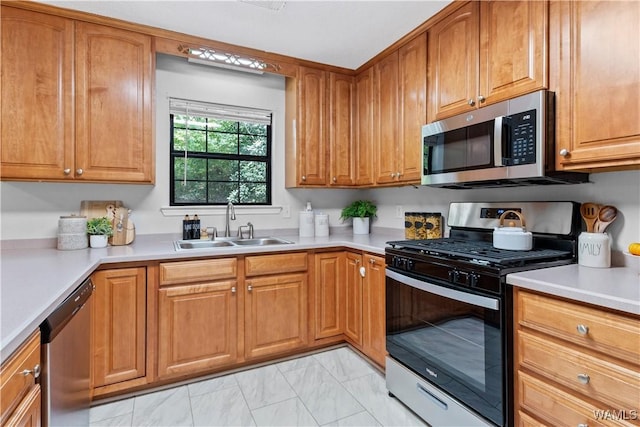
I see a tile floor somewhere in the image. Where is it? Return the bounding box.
[89,346,426,427]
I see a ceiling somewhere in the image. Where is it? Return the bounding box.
[38,0,451,70]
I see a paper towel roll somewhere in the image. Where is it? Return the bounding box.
[314,213,329,237]
[299,211,315,237]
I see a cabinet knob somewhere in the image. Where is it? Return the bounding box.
[468,99,476,107]
[231,287,236,294]
[478,95,486,103]
[21,364,41,379]
[247,285,252,292]
[332,176,337,182]
[576,324,589,335]
[577,424,589,427]
[577,373,590,384]
[76,168,84,176]
[369,258,376,264]
[63,168,71,175]
[396,172,402,177]
[301,175,307,181]
[559,148,570,157]
[390,173,396,178]
[355,259,360,264]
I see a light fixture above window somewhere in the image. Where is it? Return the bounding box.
[179,45,280,75]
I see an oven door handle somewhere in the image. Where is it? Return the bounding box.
[386,270,499,311]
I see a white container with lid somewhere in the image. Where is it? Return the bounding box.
[299,211,315,237]
[314,213,329,237]
[57,215,88,250]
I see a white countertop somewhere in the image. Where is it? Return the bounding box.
[0,230,402,361]
[507,263,640,315]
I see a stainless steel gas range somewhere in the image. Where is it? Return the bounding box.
[385,201,581,427]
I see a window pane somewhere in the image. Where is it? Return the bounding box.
[187,130,207,152]
[239,134,267,156]
[240,161,266,182]
[208,159,239,181]
[208,132,238,154]
[240,122,267,136]
[208,182,238,203]
[173,128,187,151]
[239,183,267,203]
[174,157,207,180]
[174,181,206,203]
[216,120,239,133]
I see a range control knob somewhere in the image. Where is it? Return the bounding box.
[469,273,479,287]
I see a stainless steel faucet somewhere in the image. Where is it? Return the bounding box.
[224,201,236,237]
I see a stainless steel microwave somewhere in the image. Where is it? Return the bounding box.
[421,90,588,188]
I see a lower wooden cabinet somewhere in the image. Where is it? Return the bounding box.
[91,268,147,395]
[314,252,346,339]
[362,254,387,367]
[344,252,363,345]
[157,281,238,378]
[514,288,640,426]
[0,331,41,427]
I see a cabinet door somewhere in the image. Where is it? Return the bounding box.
[75,22,154,183]
[245,273,308,359]
[1,7,74,181]
[374,51,399,184]
[297,67,327,185]
[4,385,41,427]
[363,254,386,367]
[92,268,146,388]
[158,281,238,378]
[428,1,479,122]
[479,1,547,105]
[329,73,355,186]
[354,67,375,186]
[398,33,427,183]
[314,252,346,339]
[344,253,363,346]
[553,1,640,170]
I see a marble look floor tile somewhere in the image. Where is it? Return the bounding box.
[188,373,238,397]
[283,364,363,425]
[276,354,318,373]
[342,373,426,427]
[131,386,193,427]
[90,398,134,423]
[191,385,255,426]
[90,412,133,427]
[321,411,381,427]
[235,364,297,410]
[252,397,318,427]
[313,347,376,383]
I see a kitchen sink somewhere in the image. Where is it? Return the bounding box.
[174,237,294,251]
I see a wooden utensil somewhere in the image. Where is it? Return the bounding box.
[596,205,618,233]
[580,202,600,232]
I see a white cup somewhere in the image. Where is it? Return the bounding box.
[315,214,329,237]
[578,232,611,268]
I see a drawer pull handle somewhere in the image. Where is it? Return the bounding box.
[416,383,448,410]
[577,373,590,384]
[21,364,40,379]
[576,324,589,335]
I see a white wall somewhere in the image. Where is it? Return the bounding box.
[1,54,638,251]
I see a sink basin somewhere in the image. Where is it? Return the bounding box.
[231,237,294,246]
[174,237,294,250]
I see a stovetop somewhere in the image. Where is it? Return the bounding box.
[386,238,572,266]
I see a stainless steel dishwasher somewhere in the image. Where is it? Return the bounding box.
[40,278,93,427]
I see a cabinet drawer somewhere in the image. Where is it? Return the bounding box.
[518,371,633,427]
[0,331,41,425]
[245,252,308,276]
[518,330,640,412]
[159,258,237,286]
[517,291,640,365]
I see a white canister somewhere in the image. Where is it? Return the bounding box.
[57,215,88,250]
[578,232,611,268]
[314,213,329,237]
[299,211,315,237]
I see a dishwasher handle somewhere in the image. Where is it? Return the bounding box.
[40,278,93,344]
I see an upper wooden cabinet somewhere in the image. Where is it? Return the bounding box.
[552,1,640,171]
[354,67,375,186]
[329,73,356,186]
[0,7,155,183]
[428,1,547,122]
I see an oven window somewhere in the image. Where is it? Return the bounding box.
[386,277,503,425]
[423,121,493,174]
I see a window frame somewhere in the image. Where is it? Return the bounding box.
[169,113,272,206]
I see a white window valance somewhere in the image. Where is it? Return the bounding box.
[169,98,272,125]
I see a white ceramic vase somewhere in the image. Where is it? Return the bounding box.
[89,234,108,248]
[352,217,370,235]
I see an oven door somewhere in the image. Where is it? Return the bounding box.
[386,269,504,426]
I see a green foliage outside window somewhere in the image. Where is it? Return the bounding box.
[170,114,271,205]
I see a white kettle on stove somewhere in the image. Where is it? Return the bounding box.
[493,210,532,251]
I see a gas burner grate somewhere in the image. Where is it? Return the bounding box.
[387,238,572,265]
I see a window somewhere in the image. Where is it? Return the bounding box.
[169,99,272,205]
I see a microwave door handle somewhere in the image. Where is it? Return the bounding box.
[494,116,503,167]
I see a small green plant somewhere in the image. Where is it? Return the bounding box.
[340,200,377,220]
[87,216,114,236]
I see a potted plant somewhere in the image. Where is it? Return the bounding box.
[87,216,113,248]
[340,200,377,235]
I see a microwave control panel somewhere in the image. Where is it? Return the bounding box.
[504,109,536,166]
